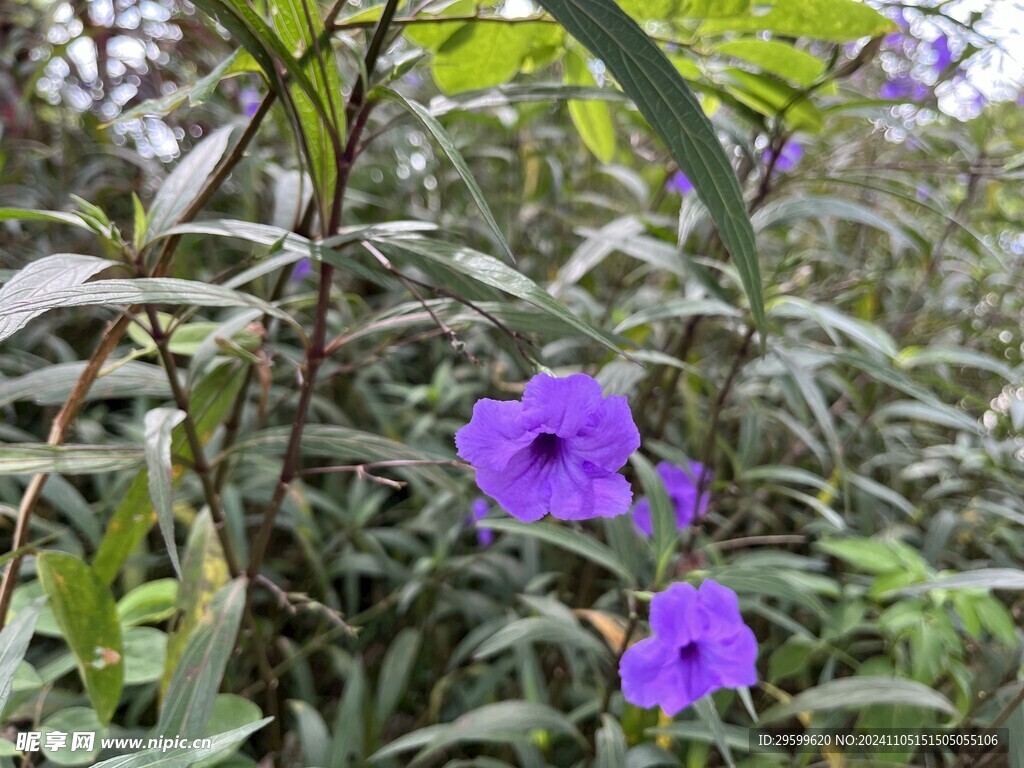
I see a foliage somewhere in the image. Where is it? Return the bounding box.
[2,0,1024,766]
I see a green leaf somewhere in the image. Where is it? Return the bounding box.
[565,49,616,163]
[615,298,740,333]
[0,277,297,329]
[37,552,124,723]
[0,361,169,408]
[478,518,634,584]
[816,538,922,576]
[0,597,44,715]
[330,659,366,768]
[618,0,751,19]
[144,408,187,579]
[473,617,611,660]
[118,580,179,627]
[693,697,735,767]
[0,208,94,231]
[161,511,231,694]
[269,0,345,218]
[769,297,898,358]
[894,569,1024,594]
[91,718,272,768]
[368,701,584,765]
[93,364,245,584]
[722,68,823,132]
[534,0,764,334]
[111,50,258,127]
[0,444,143,475]
[380,89,513,261]
[146,126,234,240]
[0,254,116,343]
[123,627,168,685]
[194,695,263,768]
[40,708,105,766]
[629,453,677,586]
[713,39,825,87]
[288,700,330,768]
[701,0,895,42]
[432,22,540,93]
[375,628,422,724]
[761,676,956,722]
[370,237,625,357]
[595,715,627,768]
[158,578,248,738]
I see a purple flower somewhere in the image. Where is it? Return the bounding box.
[620,580,757,715]
[239,86,261,118]
[764,140,803,172]
[292,258,313,281]
[469,497,494,547]
[880,76,930,102]
[667,171,693,196]
[632,460,710,536]
[455,373,641,522]
[929,35,953,73]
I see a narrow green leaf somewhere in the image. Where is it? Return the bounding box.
[330,659,366,768]
[370,237,625,357]
[693,697,735,767]
[473,617,610,660]
[375,628,422,724]
[894,569,1024,595]
[595,715,627,768]
[117,579,179,627]
[380,89,514,262]
[479,518,634,584]
[0,254,116,343]
[535,0,764,333]
[701,0,895,42]
[158,578,248,738]
[37,553,124,724]
[0,444,143,475]
[0,277,297,330]
[761,676,956,722]
[146,126,234,240]
[91,718,272,768]
[713,39,825,87]
[0,208,93,231]
[564,49,616,163]
[0,361,169,408]
[144,409,186,578]
[629,453,677,586]
[0,597,45,715]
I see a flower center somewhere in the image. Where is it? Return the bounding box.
[530,432,563,461]
[678,641,700,663]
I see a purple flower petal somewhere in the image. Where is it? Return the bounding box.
[619,579,757,715]
[469,497,494,547]
[456,373,640,522]
[292,258,313,281]
[455,399,533,472]
[930,35,953,72]
[631,459,710,536]
[667,171,693,196]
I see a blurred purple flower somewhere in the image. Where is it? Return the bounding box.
[292,258,313,281]
[239,86,261,118]
[668,171,693,196]
[764,140,803,172]
[455,373,640,522]
[469,497,494,547]
[620,580,758,715]
[632,460,710,536]
[916,185,930,202]
[880,76,930,102]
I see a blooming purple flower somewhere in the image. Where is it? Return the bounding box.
[239,86,261,118]
[764,140,803,172]
[620,580,757,715]
[469,497,494,547]
[880,76,930,102]
[455,374,641,522]
[292,258,313,281]
[632,460,710,536]
[667,171,693,196]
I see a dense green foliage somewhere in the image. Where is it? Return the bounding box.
[2,0,1024,766]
